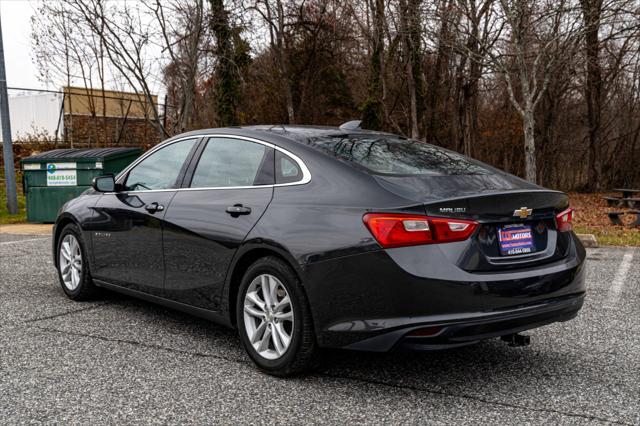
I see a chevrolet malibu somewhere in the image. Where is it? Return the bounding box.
[53,125,586,376]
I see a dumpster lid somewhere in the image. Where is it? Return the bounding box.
[22,147,141,162]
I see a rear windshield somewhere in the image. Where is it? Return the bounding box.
[306,135,490,176]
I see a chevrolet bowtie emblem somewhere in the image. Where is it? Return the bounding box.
[513,207,533,218]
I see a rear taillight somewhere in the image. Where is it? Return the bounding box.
[363,213,478,248]
[555,208,574,232]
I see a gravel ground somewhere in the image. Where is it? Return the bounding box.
[1,234,638,425]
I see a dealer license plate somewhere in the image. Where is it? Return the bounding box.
[497,224,536,256]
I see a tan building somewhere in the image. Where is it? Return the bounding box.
[62,86,161,148]
[63,86,158,119]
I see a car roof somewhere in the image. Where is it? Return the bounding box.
[242,125,395,142]
[169,125,397,146]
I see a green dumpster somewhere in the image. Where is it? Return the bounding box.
[21,148,141,223]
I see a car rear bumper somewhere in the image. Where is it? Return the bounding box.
[339,292,584,352]
[303,234,586,351]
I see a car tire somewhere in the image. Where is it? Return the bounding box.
[56,223,98,301]
[236,256,318,376]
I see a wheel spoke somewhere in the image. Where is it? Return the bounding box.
[273,295,290,313]
[261,275,273,307]
[271,324,285,355]
[257,324,272,352]
[244,305,265,318]
[62,268,72,281]
[268,277,279,306]
[61,243,71,261]
[274,323,291,347]
[274,310,293,321]
[71,268,79,289]
[246,291,266,311]
[61,262,71,274]
[251,320,267,344]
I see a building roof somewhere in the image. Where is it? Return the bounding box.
[22,147,141,162]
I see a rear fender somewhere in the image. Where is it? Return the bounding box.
[221,239,305,327]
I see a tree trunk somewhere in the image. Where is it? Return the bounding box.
[399,0,422,139]
[426,0,453,142]
[275,0,294,124]
[408,61,419,139]
[462,89,476,157]
[580,0,603,191]
[361,0,385,130]
[460,1,483,157]
[523,109,537,183]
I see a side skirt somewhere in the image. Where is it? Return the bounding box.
[93,279,234,328]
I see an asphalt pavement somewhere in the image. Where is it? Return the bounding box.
[1,233,638,424]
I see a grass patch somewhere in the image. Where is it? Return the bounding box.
[0,174,27,225]
[574,225,640,247]
[569,192,640,247]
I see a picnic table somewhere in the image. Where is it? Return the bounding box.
[603,188,640,208]
[612,188,640,199]
[604,188,640,226]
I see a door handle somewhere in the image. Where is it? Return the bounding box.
[145,202,165,213]
[226,204,251,216]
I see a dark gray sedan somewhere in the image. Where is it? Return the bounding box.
[53,125,586,376]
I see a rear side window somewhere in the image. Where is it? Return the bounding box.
[307,135,489,176]
[190,137,269,188]
[275,151,303,184]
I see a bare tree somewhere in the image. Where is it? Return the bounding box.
[32,2,76,146]
[150,0,205,133]
[425,0,456,144]
[248,0,296,123]
[27,0,640,191]
[490,0,582,183]
[63,0,169,137]
[456,0,496,156]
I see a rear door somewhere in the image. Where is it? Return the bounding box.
[162,136,275,311]
[90,138,199,295]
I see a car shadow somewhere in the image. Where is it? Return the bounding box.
[314,339,583,399]
[97,290,580,393]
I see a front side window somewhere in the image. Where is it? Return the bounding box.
[191,138,268,188]
[124,138,197,191]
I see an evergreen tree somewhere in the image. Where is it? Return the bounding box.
[210,0,249,126]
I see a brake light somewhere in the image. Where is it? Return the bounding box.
[555,208,574,232]
[363,213,478,248]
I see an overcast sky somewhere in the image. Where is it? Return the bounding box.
[1,0,43,91]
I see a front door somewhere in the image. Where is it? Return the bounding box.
[90,138,199,295]
[162,136,275,310]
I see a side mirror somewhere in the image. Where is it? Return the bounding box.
[92,175,116,192]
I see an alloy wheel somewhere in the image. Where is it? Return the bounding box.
[59,234,82,291]
[243,274,294,360]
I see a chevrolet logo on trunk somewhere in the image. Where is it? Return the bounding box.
[513,207,533,218]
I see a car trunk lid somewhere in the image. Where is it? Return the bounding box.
[374,174,572,271]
